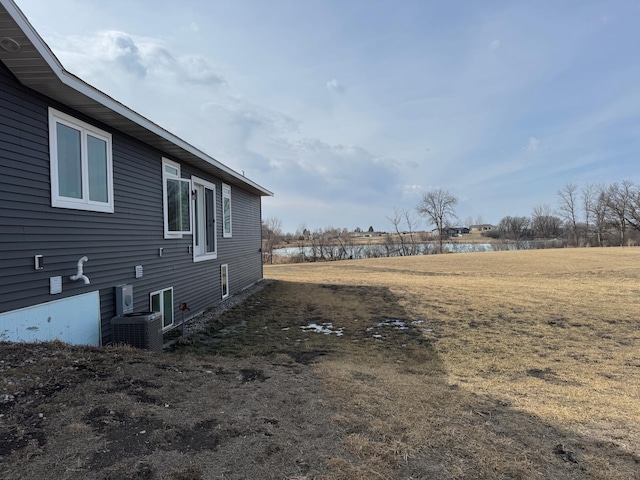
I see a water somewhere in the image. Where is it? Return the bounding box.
[272,239,563,260]
[273,242,496,259]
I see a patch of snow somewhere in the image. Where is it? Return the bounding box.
[376,319,408,330]
[300,322,344,336]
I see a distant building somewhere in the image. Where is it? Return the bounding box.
[470,224,495,232]
[447,227,470,236]
[433,227,470,237]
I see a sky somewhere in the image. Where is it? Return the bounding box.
[14,0,640,233]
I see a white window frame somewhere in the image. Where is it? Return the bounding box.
[222,183,232,238]
[221,264,229,299]
[162,158,191,239]
[150,287,174,331]
[48,107,114,213]
[191,176,217,262]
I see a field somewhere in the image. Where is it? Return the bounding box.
[264,247,640,478]
[1,248,639,479]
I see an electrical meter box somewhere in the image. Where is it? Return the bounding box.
[114,284,134,315]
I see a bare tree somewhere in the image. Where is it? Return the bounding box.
[497,216,531,241]
[581,184,597,246]
[386,207,420,256]
[309,228,328,261]
[387,208,408,256]
[557,183,580,246]
[335,228,356,259]
[293,223,308,261]
[262,217,282,264]
[416,189,458,253]
[531,204,561,239]
[590,186,610,247]
[623,182,640,233]
[402,208,420,255]
[606,181,633,246]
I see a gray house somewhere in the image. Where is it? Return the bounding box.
[0,0,272,346]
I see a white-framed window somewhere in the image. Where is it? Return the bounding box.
[48,107,114,213]
[221,264,229,299]
[150,287,174,330]
[192,176,217,261]
[162,158,191,238]
[222,183,232,238]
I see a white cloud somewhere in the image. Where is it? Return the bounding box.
[326,78,345,92]
[178,55,225,85]
[525,136,540,152]
[55,31,225,86]
[98,31,147,77]
[402,184,424,196]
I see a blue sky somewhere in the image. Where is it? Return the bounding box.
[15,0,640,233]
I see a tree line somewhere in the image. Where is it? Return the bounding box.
[491,181,640,247]
[262,180,640,263]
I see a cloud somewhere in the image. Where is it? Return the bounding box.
[55,31,225,86]
[178,55,225,85]
[525,136,540,152]
[99,31,147,77]
[402,184,424,196]
[326,78,345,92]
[489,39,501,51]
[189,22,199,32]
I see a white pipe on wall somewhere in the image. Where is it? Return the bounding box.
[70,256,90,285]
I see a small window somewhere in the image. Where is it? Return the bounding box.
[163,159,191,238]
[192,176,217,261]
[49,108,114,213]
[221,264,229,299]
[150,287,174,330]
[222,183,232,238]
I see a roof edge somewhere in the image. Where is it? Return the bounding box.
[0,0,273,197]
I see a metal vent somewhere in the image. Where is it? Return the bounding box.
[0,37,20,52]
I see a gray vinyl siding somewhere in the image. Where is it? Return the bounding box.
[0,62,265,345]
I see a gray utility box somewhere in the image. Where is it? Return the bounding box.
[111,311,163,352]
[114,284,134,315]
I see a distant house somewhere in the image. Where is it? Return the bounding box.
[430,227,470,237]
[470,224,495,232]
[446,227,470,236]
[0,0,272,346]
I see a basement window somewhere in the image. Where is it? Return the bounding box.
[150,287,174,330]
[221,264,229,299]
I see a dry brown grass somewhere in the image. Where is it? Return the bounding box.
[266,247,640,479]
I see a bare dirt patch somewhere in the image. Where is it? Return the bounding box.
[0,340,347,480]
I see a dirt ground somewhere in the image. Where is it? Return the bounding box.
[0,339,348,480]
